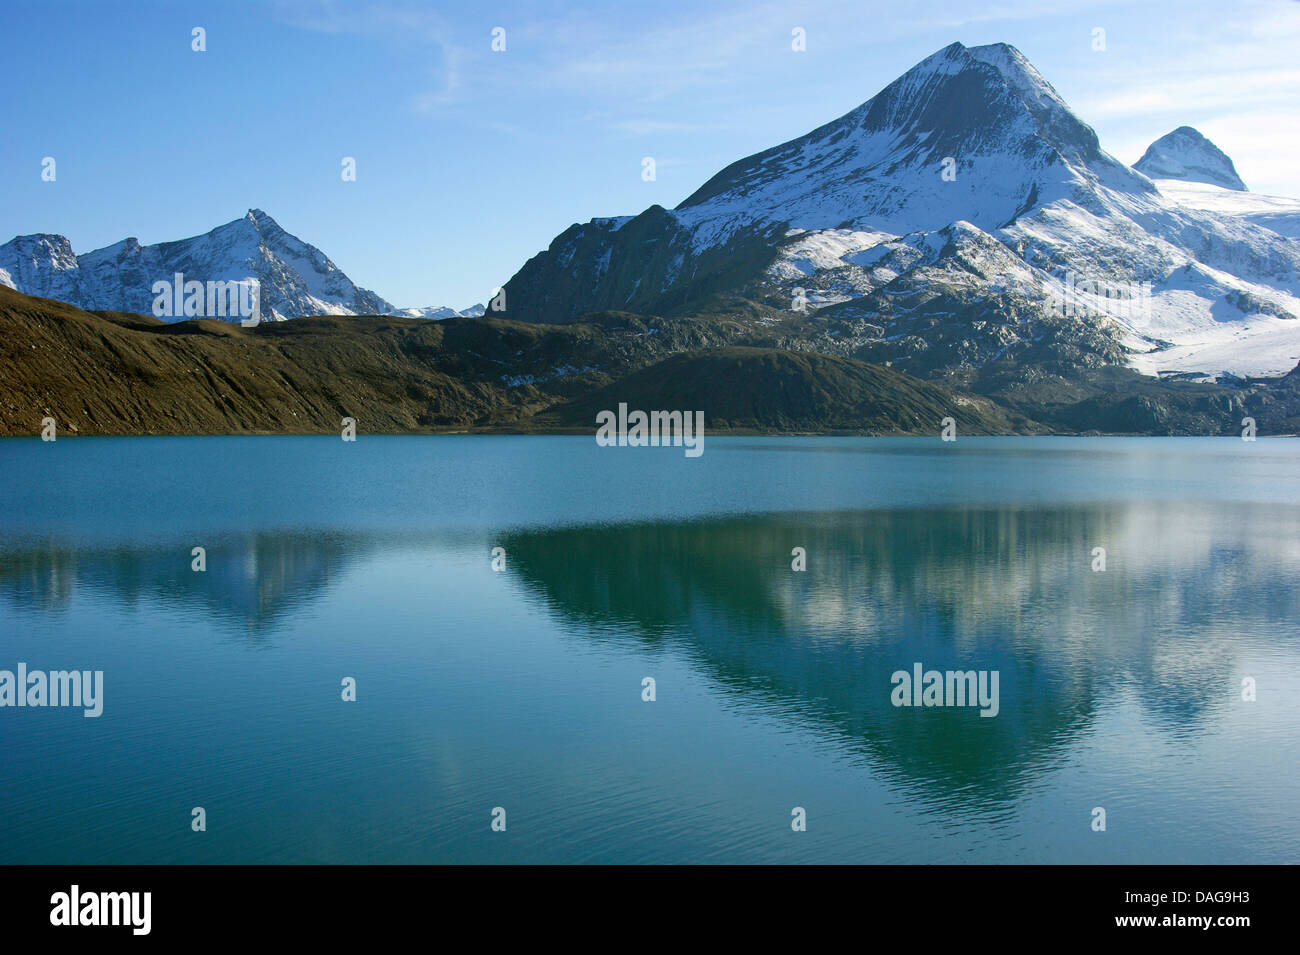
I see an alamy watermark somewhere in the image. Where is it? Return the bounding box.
[50,885,150,935]
[0,663,103,717]
[596,403,705,457]
[1045,270,1152,321]
[151,272,261,326]
[890,662,999,717]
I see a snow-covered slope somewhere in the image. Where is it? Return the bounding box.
[0,211,474,322]
[1154,179,1300,240]
[502,42,1300,381]
[1134,127,1248,191]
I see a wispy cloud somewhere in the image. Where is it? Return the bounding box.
[271,0,1300,195]
[272,0,463,108]
[606,118,701,137]
[1080,68,1300,119]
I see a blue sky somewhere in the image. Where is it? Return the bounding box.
[3,0,1298,309]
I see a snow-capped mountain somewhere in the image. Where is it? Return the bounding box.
[502,42,1300,381]
[0,210,475,322]
[1134,127,1247,191]
[394,302,487,319]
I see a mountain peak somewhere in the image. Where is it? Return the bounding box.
[1134,126,1247,191]
[3,233,75,254]
[0,233,78,270]
[673,40,1141,238]
[495,39,1300,384]
[239,208,284,235]
[0,211,405,321]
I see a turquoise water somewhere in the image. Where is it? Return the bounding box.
[1,436,1297,863]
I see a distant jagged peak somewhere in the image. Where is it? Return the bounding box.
[1134,127,1247,191]
[2,232,77,260]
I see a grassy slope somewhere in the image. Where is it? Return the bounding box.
[530,346,1017,434]
[0,287,1009,437]
[0,287,525,435]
